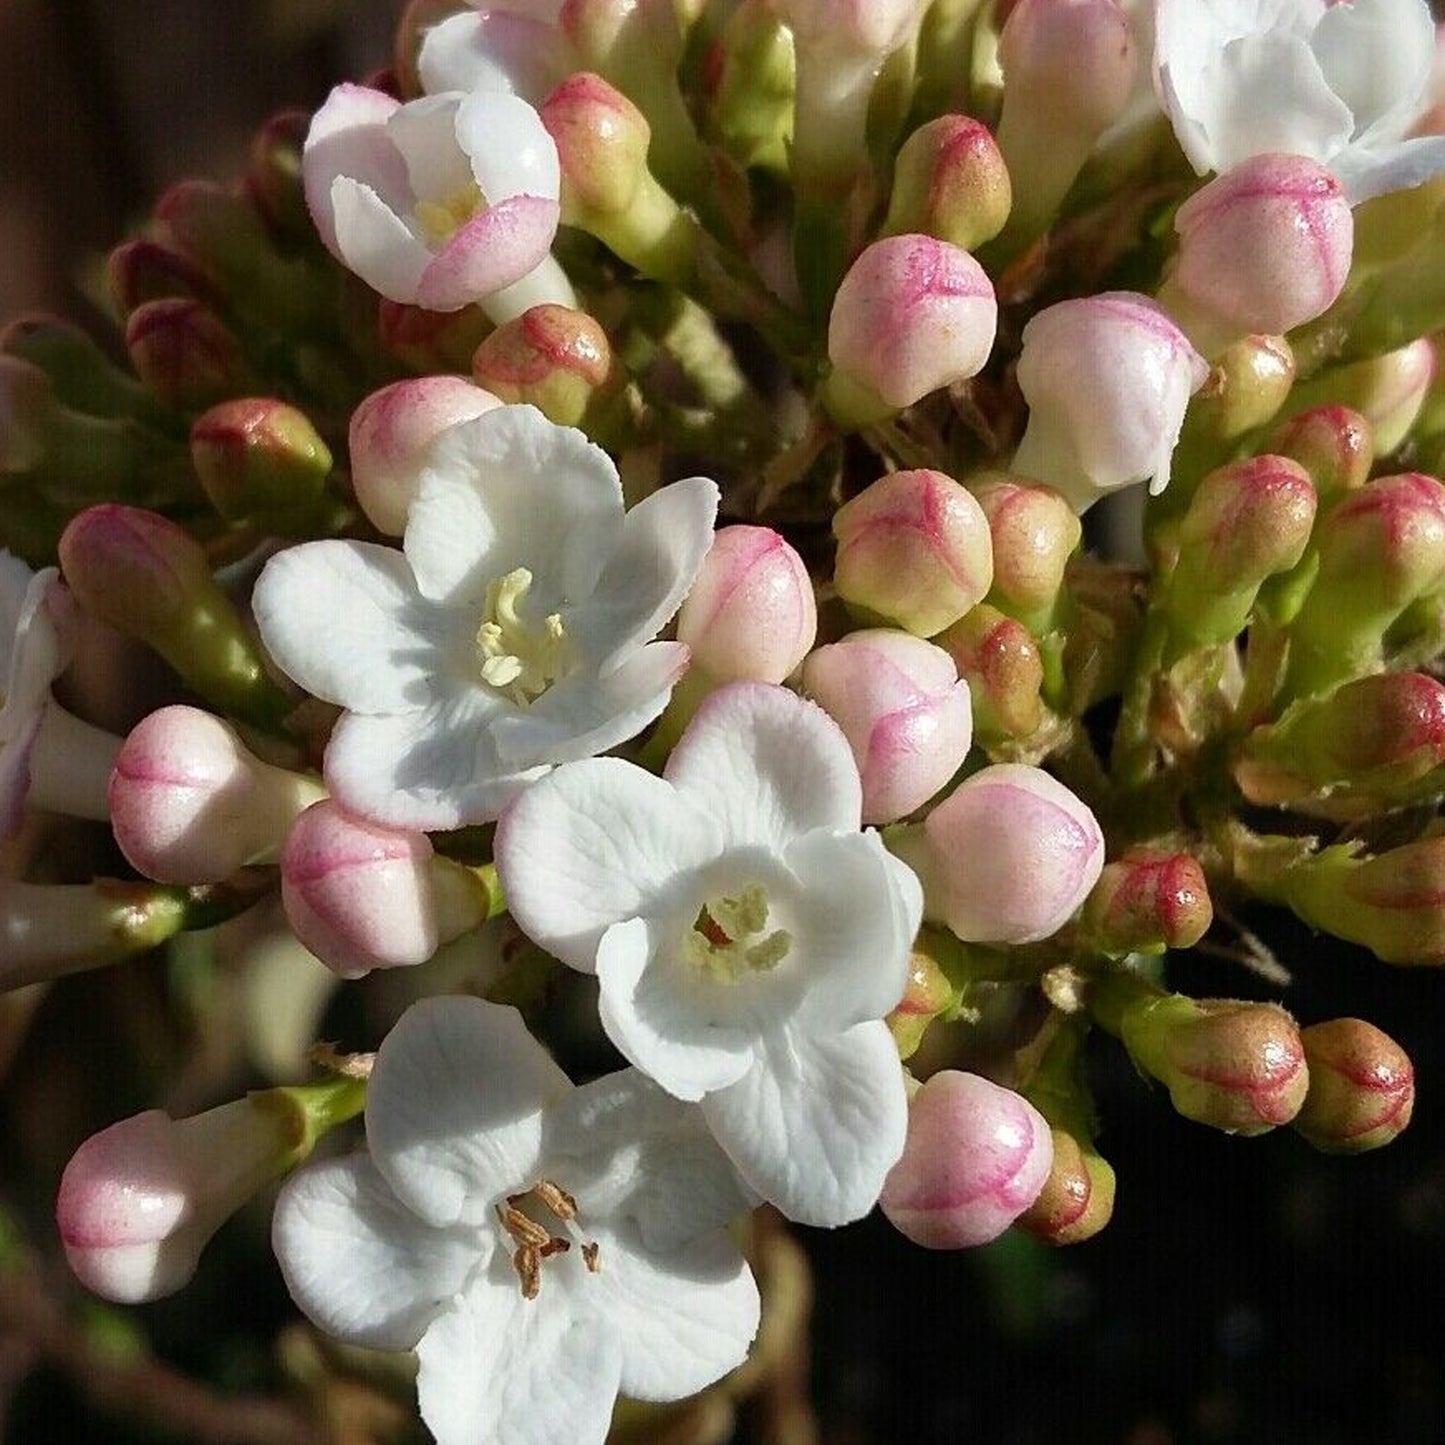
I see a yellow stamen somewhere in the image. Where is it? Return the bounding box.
[414,180,487,245]
[475,568,571,705]
[684,884,792,983]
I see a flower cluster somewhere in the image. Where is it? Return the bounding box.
[5,0,1445,1439]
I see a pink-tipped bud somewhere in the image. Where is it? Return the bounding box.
[921,764,1104,944]
[106,239,218,315]
[824,235,998,425]
[675,525,817,684]
[1268,405,1374,502]
[1353,338,1437,455]
[1016,1127,1116,1245]
[376,298,493,374]
[1079,848,1213,956]
[881,1071,1054,1249]
[190,397,332,528]
[1163,155,1353,358]
[109,706,326,884]
[886,949,954,1058]
[348,376,502,536]
[541,73,652,219]
[125,298,251,412]
[1303,836,1445,966]
[471,305,616,430]
[883,116,1013,252]
[245,109,311,238]
[802,630,973,824]
[1184,333,1298,447]
[832,468,994,636]
[0,354,55,473]
[1011,292,1208,512]
[1294,1019,1415,1154]
[936,606,1045,742]
[970,474,1081,630]
[281,800,491,977]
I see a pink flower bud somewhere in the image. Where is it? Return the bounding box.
[886,949,954,1058]
[1268,405,1374,502]
[124,298,251,412]
[190,397,332,528]
[281,800,490,977]
[674,525,817,684]
[377,299,494,374]
[832,468,994,636]
[471,305,616,430]
[970,474,1081,628]
[1163,155,1353,358]
[110,706,326,884]
[1016,1126,1116,1245]
[936,606,1045,742]
[245,109,311,238]
[884,117,1013,252]
[880,1071,1054,1249]
[922,764,1104,943]
[824,236,997,425]
[106,239,218,315]
[1294,1018,1415,1154]
[348,377,502,535]
[1080,848,1213,955]
[1011,292,1208,512]
[57,1097,311,1303]
[802,630,973,824]
[542,73,652,219]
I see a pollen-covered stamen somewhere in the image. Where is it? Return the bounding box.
[476,567,571,705]
[501,1180,600,1298]
[414,180,487,245]
[684,883,792,983]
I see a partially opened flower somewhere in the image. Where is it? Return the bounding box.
[253,404,717,829]
[273,997,759,1445]
[1154,0,1445,204]
[496,682,924,1226]
[303,83,574,320]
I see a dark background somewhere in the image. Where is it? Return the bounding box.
[1,2,1442,1441]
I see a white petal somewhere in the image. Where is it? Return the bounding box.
[701,1020,908,1227]
[782,831,918,1032]
[406,406,624,608]
[490,640,690,770]
[1332,135,1445,205]
[324,691,539,830]
[597,1221,759,1402]
[386,93,474,203]
[596,918,755,1102]
[253,541,450,713]
[548,1069,757,1253]
[330,176,432,304]
[302,84,408,256]
[417,1273,621,1445]
[0,564,70,740]
[0,551,35,678]
[367,997,571,1227]
[457,90,562,204]
[1311,0,1434,147]
[272,1154,475,1351]
[570,476,720,670]
[664,682,863,851]
[495,757,720,971]
[418,11,572,104]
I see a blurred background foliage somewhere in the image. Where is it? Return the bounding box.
[1,2,1443,1442]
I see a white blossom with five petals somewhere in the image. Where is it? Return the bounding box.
[252,405,718,830]
[495,681,925,1228]
[273,997,760,1445]
[1154,0,1445,204]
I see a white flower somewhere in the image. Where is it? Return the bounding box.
[418,6,574,105]
[253,405,718,830]
[273,997,759,1445]
[1155,0,1445,203]
[303,83,576,320]
[495,681,925,1227]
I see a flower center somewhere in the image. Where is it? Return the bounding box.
[684,883,792,983]
[475,567,571,705]
[496,1179,601,1301]
[414,180,487,245]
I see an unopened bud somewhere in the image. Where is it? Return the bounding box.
[1281,339,1438,457]
[1160,155,1352,359]
[675,525,817,684]
[823,236,998,427]
[1016,1126,1116,1245]
[712,0,796,174]
[106,239,218,314]
[59,506,289,726]
[190,398,332,529]
[971,473,1081,633]
[1011,292,1208,512]
[920,764,1104,944]
[0,355,53,473]
[1079,849,1212,956]
[3,314,159,423]
[880,1071,1053,1248]
[1236,673,1445,810]
[245,109,311,238]
[886,948,954,1058]
[1294,1018,1414,1154]
[883,116,1012,252]
[348,377,501,536]
[1268,405,1373,504]
[802,630,973,824]
[110,706,326,884]
[377,299,493,374]
[57,1079,363,1303]
[471,305,615,429]
[281,800,492,977]
[935,605,1045,742]
[125,298,251,413]
[832,468,994,636]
